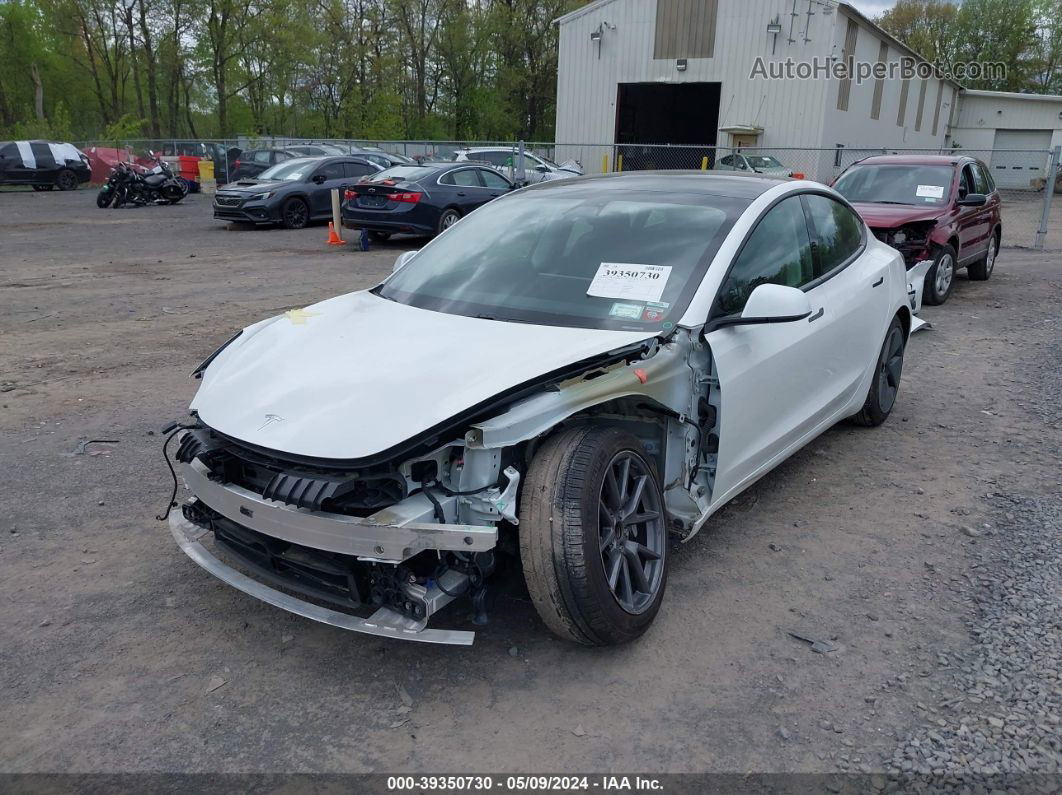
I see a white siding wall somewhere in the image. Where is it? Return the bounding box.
[815,8,954,179]
[555,0,834,172]
[951,92,1062,153]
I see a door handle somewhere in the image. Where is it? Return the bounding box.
[871,276,884,288]
[807,307,825,323]
[457,192,466,196]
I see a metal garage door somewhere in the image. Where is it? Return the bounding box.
[990,130,1051,188]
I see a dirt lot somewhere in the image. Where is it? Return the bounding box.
[1,188,1059,779]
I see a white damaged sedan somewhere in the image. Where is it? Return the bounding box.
[166,172,922,646]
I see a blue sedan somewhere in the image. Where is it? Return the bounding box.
[341,162,516,240]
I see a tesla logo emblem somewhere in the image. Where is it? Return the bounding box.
[257,414,284,431]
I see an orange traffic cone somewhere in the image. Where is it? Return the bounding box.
[327,221,345,246]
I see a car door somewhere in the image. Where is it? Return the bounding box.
[704,194,855,506]
[307,161,347,216]
[0,142,17,183]
[446,167,489,212]
[955,164,983,260]
[476,167,514,203]
[966,163,995,257]
[801,193,888,406]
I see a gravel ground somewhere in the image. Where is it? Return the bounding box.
[1,188,1060,784]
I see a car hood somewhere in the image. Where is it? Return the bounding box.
[218,180,292,195]
[191,291,654,460]
[850,202,944,228]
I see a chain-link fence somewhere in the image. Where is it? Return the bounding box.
[71,137,1061,249]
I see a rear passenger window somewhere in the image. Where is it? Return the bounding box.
[717,196,814,314]
[252,150,271,164]
[803,194,864,277]
[451,169,482,187]
[344,162,373,178]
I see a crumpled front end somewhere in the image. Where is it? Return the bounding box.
[168,424,517,645]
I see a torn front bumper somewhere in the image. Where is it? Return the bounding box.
[168,457,498,645]
[169,511,476,644]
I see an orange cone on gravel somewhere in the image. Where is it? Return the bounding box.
[327,221,345,246]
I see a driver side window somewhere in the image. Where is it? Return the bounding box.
[717,197,814,315]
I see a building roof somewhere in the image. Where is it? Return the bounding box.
[962,89,1062,104]
[838,3,964,92]
[554,0,621,26]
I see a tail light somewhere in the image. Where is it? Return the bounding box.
[393,192,422,203]
[791,171,805,179]
[234,159,241,169]
[344,189,357,201]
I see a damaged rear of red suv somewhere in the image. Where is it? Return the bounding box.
[833,155,1001,305]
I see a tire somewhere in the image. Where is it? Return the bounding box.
[968,233,998,281]
[56,169,78,191]
[436,208,461,236]
[519,425,669,646]
[280,197,309,229]
[923,244,956,306]
[32,184,53,192]
[369,231,392,242]
[851,316,906,427]
[96,190,113,208]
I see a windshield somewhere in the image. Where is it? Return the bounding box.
[834,164,955,205]
[746,155,784,169]
[378,186,747,330]
[257,160,315,181]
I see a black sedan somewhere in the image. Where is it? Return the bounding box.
[0,140,91,190]
[213,156,381,229]
[341,162,515,239]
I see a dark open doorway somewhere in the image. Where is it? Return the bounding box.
[615,82,721,170]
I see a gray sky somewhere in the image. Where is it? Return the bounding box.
[848,0,897,18]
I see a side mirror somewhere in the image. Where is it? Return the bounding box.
[312,174,327,184]
[706,284,812,331]
[957,193,986,207]
[535,165,549,172]
[393,250,417,273]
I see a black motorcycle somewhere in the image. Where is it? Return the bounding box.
[96,162,135,208]
[129,154,188,206]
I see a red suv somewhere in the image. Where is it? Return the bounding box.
[833,155,1001,305]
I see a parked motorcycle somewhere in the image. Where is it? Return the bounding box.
[96,161,136,208]
[131,153,188,205]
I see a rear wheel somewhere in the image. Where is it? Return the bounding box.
[968,233,998,281]
[281,197,309,229]
[520,426,669,646]
[56,169,78,191]
[923,244,956,306]
[436,208,461,235]
[851,316,906,427]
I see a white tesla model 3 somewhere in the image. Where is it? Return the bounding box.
[166,172,921,646]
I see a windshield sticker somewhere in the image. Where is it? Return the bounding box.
[609,302,644,320]
[588,263,672,303]
[641,306,666,322]
[915,184,945,199]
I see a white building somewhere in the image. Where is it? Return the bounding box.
[554,0,957,179]
[949,90,1062,187]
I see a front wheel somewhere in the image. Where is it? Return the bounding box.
[851,316,906,427]
[96,188,114,208]
[520,426,669,646]
[281,197,309,229]
[923,244,956,306]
